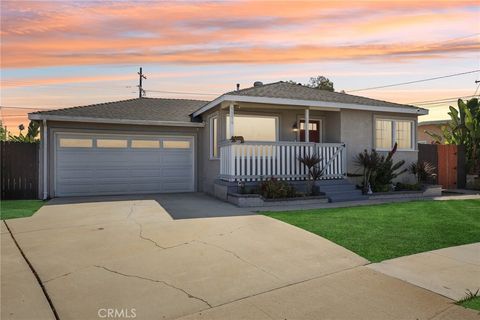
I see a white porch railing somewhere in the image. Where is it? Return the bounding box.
[219,141,346,182]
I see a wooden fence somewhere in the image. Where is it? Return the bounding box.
[418,144,466,189]
[1,142,39,200]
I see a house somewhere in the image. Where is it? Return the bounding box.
[29,81,428,199]
[417,120,449,144]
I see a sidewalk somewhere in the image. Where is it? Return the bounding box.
[368,243,480,301]
[1,221,55,320]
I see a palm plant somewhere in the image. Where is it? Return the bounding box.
[408,161,436,184]
[298,152,323,195]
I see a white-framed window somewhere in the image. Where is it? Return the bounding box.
[226,114,278,142]
[375,118,415,151]
[209,114,219,159]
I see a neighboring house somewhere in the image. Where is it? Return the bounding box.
[417,120,449,144]
[29,81,428,199]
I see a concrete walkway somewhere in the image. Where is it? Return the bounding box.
[1,222,55,320]
[369,243,480,301]
[2,195,480,319]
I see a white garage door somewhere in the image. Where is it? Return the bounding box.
[55,133,195,197]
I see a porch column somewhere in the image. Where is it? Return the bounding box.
[229,103,235,138]
[304,107,310,142]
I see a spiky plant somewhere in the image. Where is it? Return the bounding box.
[408,161,436,184]
[298,152,323,195]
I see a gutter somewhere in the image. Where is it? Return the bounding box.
[28,114,205,128]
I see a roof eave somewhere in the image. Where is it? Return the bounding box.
[192,94,428,116]
[28,114,205,127]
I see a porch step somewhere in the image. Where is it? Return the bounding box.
[318,180,367,202]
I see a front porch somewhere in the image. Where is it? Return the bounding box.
[219,141,347,182]
[216,100,346,182]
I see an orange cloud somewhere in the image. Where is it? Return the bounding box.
[1,0,478,69]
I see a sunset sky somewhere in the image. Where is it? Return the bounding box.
[1,0,479,134]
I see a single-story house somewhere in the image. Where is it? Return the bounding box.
[29,81,428,199]
[417,119,449,144]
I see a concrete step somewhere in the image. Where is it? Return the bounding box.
[316,179,368,202]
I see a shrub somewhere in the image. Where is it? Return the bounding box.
[408,161,436,184]
[354,143,406,194]
[259,177,296,199]
[395,182,423,191]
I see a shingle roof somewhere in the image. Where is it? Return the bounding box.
[31,97,208,122]
[224,81,421,111]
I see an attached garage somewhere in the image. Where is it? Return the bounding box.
[54,133,195,197]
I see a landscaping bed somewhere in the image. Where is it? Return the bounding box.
[264,199,480,262]
[227,192,328,207]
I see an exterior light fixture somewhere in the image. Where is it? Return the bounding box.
[292,122,298,132]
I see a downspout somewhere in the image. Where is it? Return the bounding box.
[42,119,48,200]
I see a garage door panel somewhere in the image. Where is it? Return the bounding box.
[55,134,194,196]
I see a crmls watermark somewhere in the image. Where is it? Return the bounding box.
[98,308,137,318]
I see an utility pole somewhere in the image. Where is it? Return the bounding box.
[138,67,147,98]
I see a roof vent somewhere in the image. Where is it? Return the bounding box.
[253,81,263,87]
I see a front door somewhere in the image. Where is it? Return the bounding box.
[299,120,321,143]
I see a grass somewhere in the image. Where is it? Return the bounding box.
[1,200,44,220]
[264,200,480,262]
[459,297,480,311]
[457,290,480,311]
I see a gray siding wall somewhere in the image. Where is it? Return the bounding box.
[340,109,418,183]
[40,121,203,198]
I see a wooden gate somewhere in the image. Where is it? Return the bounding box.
[418,144,466,189]
[1,142,39,199]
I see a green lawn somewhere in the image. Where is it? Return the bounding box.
[459,296,480,311]
[1,200,44,220]
[264,200,480,262]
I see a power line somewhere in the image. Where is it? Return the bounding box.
[346,70,480,93]
[408,95,477,105]
[145,89,220,96]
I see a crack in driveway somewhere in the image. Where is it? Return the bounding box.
[194,240,282,281]
[94,265,212,308]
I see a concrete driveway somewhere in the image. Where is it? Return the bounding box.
[3,194,480,320]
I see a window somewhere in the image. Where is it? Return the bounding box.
[375,118,414,150]
[226,115,277,141]
[375,119,393,150]
[97,139,128,148]
[395,120,413,150]
[131,140,160,148]
[59,138,92,148]
[163,140,190,149]
[210,115,218,159]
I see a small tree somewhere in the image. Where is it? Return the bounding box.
[0,121,8,141]
[298,152,323,195]
[307,76,334,92]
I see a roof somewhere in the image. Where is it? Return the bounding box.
[29,97,208,126]
[192,81,428,117]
